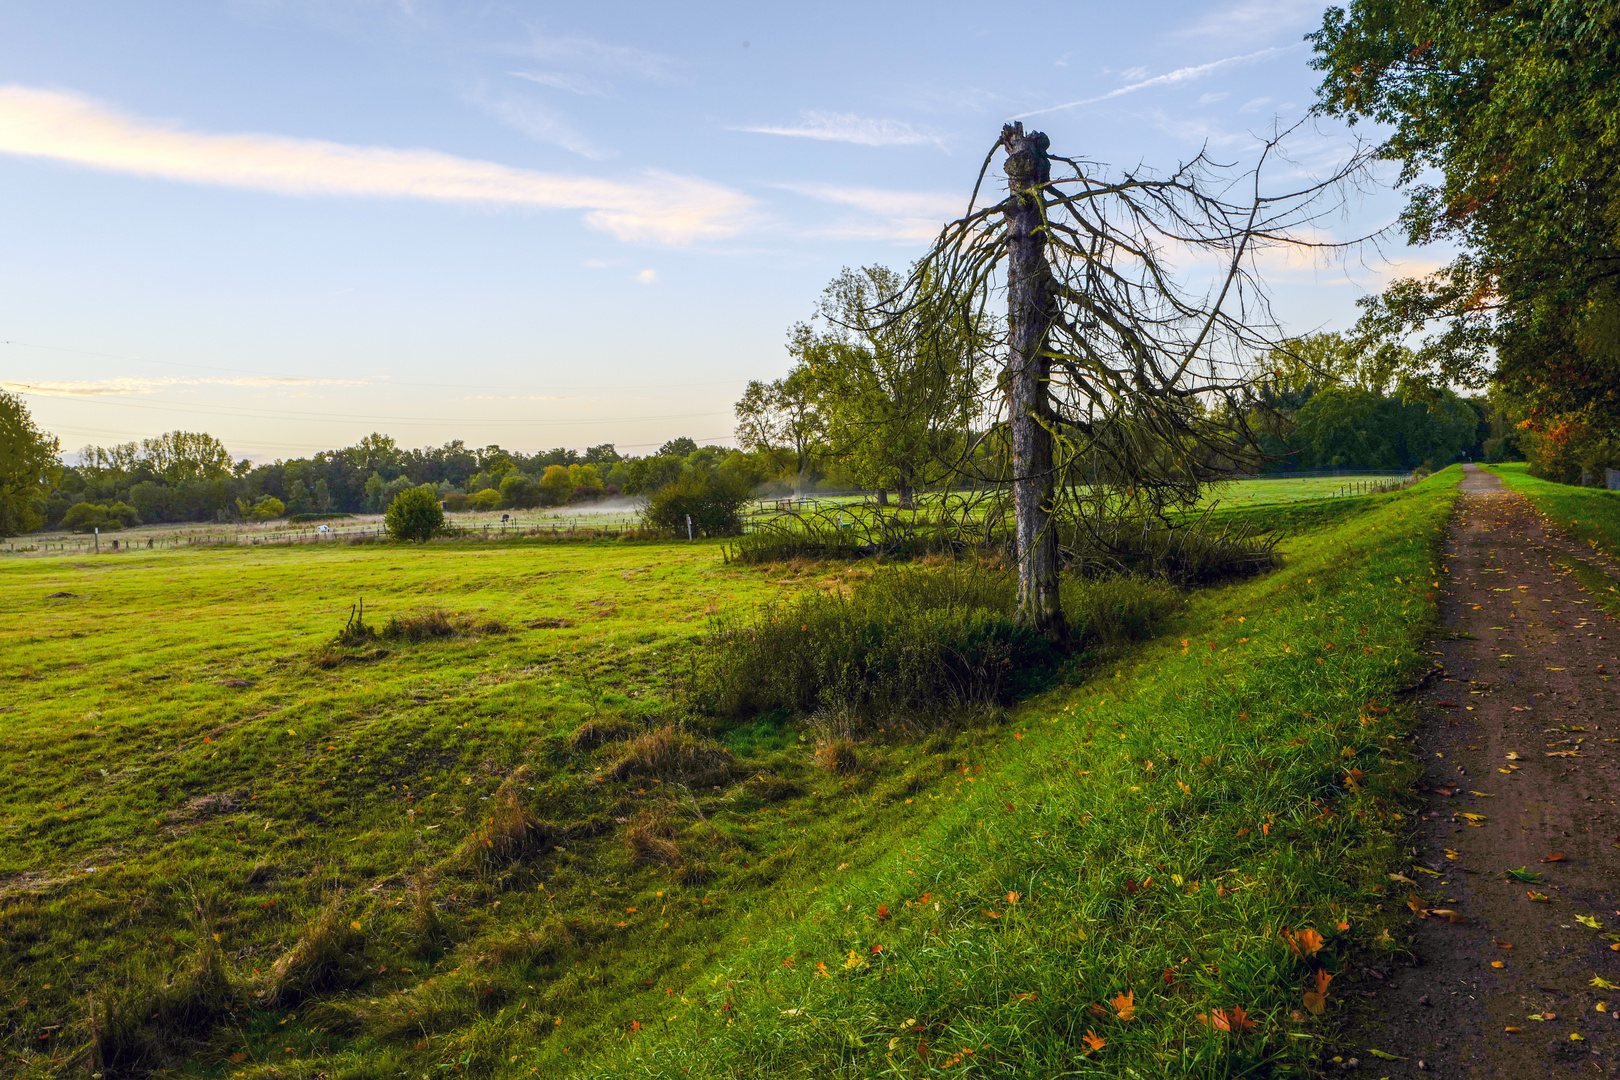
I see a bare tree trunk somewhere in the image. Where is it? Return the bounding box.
[1002,122,1067,645]
[877,489,890,507]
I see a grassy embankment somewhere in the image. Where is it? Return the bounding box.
[1,469,1458,1078]
[1485,462,1620,615]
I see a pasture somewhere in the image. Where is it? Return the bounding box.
[1,473,1456,1078]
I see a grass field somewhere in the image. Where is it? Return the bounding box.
[1,471,1458,1078]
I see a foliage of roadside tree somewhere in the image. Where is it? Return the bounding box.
[384,486,445,542]
[0,389,60,537]
[641,468,752,537]
[1310,0,1620,439]
[60,500,140,532]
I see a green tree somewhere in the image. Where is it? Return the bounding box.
[537,465,573,505]
[0,389,60,536]
[385,486,444,541]
[641,469,751,536]
[1311,1,1620,430]
[794,265,990,509]
[498,472,539,509]
[734,369,824,496]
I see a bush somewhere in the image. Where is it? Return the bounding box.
[470,487,502,511]
[385,486,445,541]
[690,564,1179,730]
[642,469,751,537]
[440,492,471,512]
[60,501,139,532]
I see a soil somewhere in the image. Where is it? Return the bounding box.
[1336,465,1620,1077]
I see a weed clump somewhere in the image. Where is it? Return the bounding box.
[571,717,637,750]
[382,609,456,642]
[623,807,684,867]
[815,738,860,775]
[453,772,552,870]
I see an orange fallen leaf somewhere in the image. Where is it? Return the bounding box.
[1283,927,1326,959]
[1081,1030,1106,1053]
[876,904,890,922]
[1429,909,1469,924]
[1407,894,1429,918]
[1302,969,1332,1015]
[1491,960,1505,968]
[1006,891,1021,906]
[1110,990,1135,1021]
[1543,853,1566,862]
[1198,1006,1256,1035]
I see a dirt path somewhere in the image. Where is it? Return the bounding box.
[1344,465,1620,1076]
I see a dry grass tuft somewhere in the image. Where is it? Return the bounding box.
[607,724,732,785]
[623,807,684,867]
[266,897,368,1004]
[90,926,241,1073]
[570,717,636,751]
[815,738,861,775]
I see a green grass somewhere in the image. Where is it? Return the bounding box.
[0,473,1460,1079]
[1200,474,1403,508]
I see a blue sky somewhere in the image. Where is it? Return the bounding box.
[0,0,1432,461]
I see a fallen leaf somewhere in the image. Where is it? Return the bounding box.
[1591,976,1620,990]
[1543,853,1567,862]
[1302,969,1332,1015]
[1527,891,1553,903]
[876,904,890,922]
[1430,909,1469,924]
[1493,939,1514,949]
[1546,750,1582,757]
[1081,1030,1106,1053]
[1577,914,1603,929]
[1492,960,1505,968]
[1407,894,1429,918]
[1445,849,1461,861]
[1504,1025,1523,1033]
[1507,866,1544,883]
[1506,752,1522,761]
[1529,1012,1556,1021]
[1570,1032,1586,1041]
[1197,1006,1256,1035]
[1390,872,1418,886]
[1460,812,1488,822]
[1365,1048,1405,1060]
[1110,990,1135,1021]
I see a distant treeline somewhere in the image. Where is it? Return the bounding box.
[38,433,785,532]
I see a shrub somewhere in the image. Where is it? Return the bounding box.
[440,492,471,512]
[690,564,1179,729]
[470,487,502,511]
[537,464,573,505]
[385,486,445,541]
[642,469,751,537]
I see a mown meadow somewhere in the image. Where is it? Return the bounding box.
[1,471,1459,1078]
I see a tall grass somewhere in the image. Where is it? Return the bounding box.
[689,563,1180,730]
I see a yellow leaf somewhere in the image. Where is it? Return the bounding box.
[1578,915,1603,929]
[1460,813,1487,822]
[1591,976,1620,990]
[1491,960,1505,969]
[350,920,362,931]
[1571,1032,1586,1041]
[843,948,867,971]
[1444,849,1460,860]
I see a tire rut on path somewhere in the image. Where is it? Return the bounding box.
[1342,465,1620,1078]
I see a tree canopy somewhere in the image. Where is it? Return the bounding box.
[1310,0,1620,431]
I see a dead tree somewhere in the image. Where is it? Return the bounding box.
[885,121,1368,642]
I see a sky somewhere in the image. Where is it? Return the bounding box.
[0,0,1435,463]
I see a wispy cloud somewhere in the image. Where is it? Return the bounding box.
[514,30,676,82]
[1171,0,1326,43]
[736,111,943,148]
[509,70,611,97]
[634,269,658,285]
[2,375,374,397]
[0,86,752,244]
[463,83,611,158]
[779,182,966,242]
[1010,44,1303,120]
